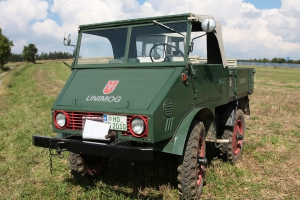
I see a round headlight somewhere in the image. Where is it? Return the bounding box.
[131,118,145,135]
[56,112,66,127]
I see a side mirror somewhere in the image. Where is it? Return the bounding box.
[67,34,71,45]
[63,34,67,45]
[201,18,216,33]
[63,33,74,46]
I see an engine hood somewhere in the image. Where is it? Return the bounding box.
[57,68,175,110]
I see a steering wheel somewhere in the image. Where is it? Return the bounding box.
[149,43,184,62]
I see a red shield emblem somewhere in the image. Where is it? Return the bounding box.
[103,80,119,94]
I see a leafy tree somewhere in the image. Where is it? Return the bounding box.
[0,28,14,68]
[271,57,278,63]
[262,58,269,63]
[22,43,38,63]
[277,58,286,63]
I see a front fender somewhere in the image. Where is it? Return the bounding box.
[161,107,204,156]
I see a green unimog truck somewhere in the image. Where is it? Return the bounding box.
[33,13,255,199]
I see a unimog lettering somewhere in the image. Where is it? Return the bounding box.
[33,13,255,200]
[86,95,121,102]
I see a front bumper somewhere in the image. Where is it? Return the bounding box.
[32,135,153,161]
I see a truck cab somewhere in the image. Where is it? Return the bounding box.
[32,13,255,199]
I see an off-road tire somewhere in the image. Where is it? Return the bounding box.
[68,152,108,178]
[177,122,206,200]
[221,109,245,164]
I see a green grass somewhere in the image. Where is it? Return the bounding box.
[0,63,300,199]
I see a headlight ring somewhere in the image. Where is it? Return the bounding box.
[54,111,69,129]
[129,116,147,138]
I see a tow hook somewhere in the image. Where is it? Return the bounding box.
[198,157,208,165]
[236,133,243,141]
[49,140,66,174]
[56,141,68,156]
[105,130,118,141]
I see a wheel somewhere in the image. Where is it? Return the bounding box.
[68,152,109,178]
[221,109,245,164]
[177,122,206,200]
[149,43,184,62]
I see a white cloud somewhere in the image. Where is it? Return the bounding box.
[32,19,62,38]
[0,0,49,53]
[0,0,48,33]
[0,0,299,59]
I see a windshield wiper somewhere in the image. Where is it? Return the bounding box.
[153,20,185,37]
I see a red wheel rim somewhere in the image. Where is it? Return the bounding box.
[232,119,244,155]
[197,134,205,186]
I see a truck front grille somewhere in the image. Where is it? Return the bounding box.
[66,111,102,130]
[54,111,133,132]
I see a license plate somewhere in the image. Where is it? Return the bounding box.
[103,114,127,131]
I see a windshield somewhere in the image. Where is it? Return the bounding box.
[130,22,187,63]
[78,28,127,64]
[77,22,187,65]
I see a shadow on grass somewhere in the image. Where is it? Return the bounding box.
[0,66,11,72]
[63,145,223,199]
[206,142,224,164]
[64,152,178,199]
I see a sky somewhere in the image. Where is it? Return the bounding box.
[0,0,299,60]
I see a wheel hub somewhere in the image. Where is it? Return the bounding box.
[236,132,243,141]
[198,157,207,165]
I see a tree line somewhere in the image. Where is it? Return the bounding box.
[238,57,300,64]
[9,51,73,62]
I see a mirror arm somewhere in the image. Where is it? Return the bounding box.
[188,33,206,54]
[63,61,72,69]
[192,33,207,43]
[63,39,75,48]
[63,33,76,47]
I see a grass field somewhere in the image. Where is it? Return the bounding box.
[0,62,299,199]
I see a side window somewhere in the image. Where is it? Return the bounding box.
[170,37,185,57]
[179,41,184,52]
[145,43,153,56]
[136,41,143,57]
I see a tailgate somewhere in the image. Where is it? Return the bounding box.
[228,68,255,100]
